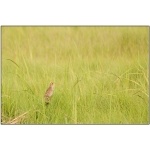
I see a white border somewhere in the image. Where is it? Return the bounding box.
[0,0,149,150]
[0,0,150,25]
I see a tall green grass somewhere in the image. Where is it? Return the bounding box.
[2,27,149,124]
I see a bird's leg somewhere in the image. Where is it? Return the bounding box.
[45,97,50,106]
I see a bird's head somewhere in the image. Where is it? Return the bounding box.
[50,82,54,88]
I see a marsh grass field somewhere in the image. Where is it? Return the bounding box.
[1,27,149,124]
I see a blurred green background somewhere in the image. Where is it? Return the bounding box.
[2,27,149,124]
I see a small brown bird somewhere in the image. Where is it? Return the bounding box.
[44,82,55,105]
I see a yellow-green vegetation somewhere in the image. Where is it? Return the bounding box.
[2,27,149,124]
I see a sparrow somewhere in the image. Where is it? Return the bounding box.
[44,82,55,105]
